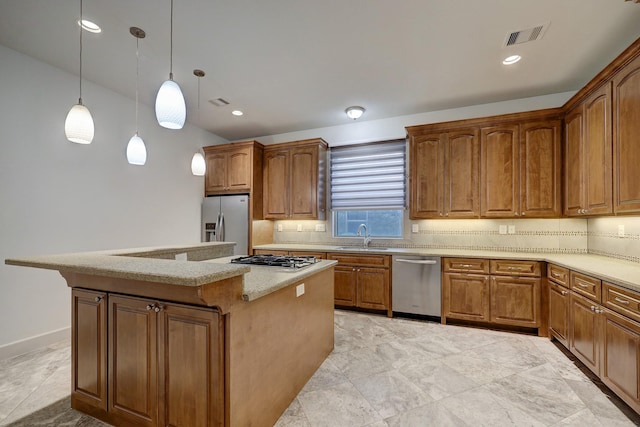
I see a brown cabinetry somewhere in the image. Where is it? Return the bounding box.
[613,54,640,214]
[547,264,570,346]
[569,291,602,374]
[480,121,561,218]
[72,289,223,427]
[263,139,327,220]
[203,140,263,198]
[410,129,479,218]
[442,258,542,332]
[328,253,391,316]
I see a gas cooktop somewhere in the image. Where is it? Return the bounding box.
[230,254,318,270]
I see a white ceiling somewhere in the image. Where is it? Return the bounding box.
[1,1,640,141]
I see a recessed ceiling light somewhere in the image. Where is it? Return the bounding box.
[502,54,521,65]
[232,110,244,116]
[78,19,101,33]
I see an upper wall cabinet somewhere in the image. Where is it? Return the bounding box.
[408,111,562,219]
[263,138,328,220]
[410,129,479,219]
[563,84,613,216]
[203,140,264,219]
[613,54,640,214]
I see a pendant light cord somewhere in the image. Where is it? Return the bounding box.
[135,37,139,135]
[79,0,83,104]
[169,0,174,80]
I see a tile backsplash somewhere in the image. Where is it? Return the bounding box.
[271,215,640,263]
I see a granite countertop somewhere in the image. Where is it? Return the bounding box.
[5,242,248,287]
[254,243,640,293]
[204,256,337,301]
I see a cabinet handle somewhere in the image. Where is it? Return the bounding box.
[552,272,561,278]
[515,212,519,216]
[439,213,443,216]
[561,290,568,296]
[590,305,596,311]
[154,304,165,313]
[460,264,473,268]
[94,296,103,303]
[614,297,630,305]
[576,282,590,289]
[445,213,449,217]
[521,212,526,216]
[146,304,155,311]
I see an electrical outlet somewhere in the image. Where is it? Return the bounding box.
[297,224,303,232]
[315,223,326,232]
[411,224,419,233]
[296,283,305,297]
[175,252,187,261]
[618,224,625,238]
[508,225,516,234]
[499,225,507,235]
[277,224,283,232]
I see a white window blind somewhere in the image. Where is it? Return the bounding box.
[330,140,406,209]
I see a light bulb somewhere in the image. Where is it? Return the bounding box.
[126,134,147,165]
[155,79,186,129]
[65,103,94,144]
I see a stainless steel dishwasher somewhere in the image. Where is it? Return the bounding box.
[392,256,442,317]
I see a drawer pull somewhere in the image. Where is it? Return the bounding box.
[576,283,590,289]
[614,297,630,305]
[460,264,473,268]
[552,272,561,278]
[590,305,596,311]
[561,290,568,296]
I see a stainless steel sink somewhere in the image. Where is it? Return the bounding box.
[336,246,389,251]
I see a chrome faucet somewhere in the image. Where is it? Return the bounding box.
[356,223,372,248]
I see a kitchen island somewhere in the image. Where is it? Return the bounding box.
[5,242,336,427]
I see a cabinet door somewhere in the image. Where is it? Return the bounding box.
[564,106,585,216]
[613,55,640,214]
[205,152,228,194]
[520,120,561,217]
[490,276,540,328]
[290,146,318,218]
[263,149,290,219]
[481,125,520,217]
[410,133,444,218]
[356,267,389,311]
[442,273,490,322]
[108,295,158,427]
[569,292,601,375]
[549,281,570,347]
[601,309,640,411]
[584,83,613,215]
[227,148,252,192]
[71,289,107,411]
[158,304,223,427]
[445,129,480,218]
[334,265,357,307]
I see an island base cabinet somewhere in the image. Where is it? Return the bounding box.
[72,290,223,427]
[601,309,640,414]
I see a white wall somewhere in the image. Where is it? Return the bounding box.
[0,44,227,354]
[254,91,576,146]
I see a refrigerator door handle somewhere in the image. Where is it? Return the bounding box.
[218,212,225,242]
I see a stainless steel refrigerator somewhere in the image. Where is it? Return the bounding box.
[202,195,249,255]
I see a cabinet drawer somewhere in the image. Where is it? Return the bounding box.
[490,260,541,277]
[603,282,640,323]
[289,252,327,259]
[547,264,569,288]
[443,258,489,274]
[328,253,390,268]
[570,271,602,302]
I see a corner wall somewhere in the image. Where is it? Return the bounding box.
[0,44,227,356]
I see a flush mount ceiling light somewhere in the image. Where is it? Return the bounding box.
[77,19,101,33]
[502,54,522,65]
[65,0,94,144]
[232,110,244,116]
[345,106,365,120]
[155,0,186,129]
[191,69,206,176]
[126,27,147,166]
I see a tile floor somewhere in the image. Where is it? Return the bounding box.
[1,310,639,426]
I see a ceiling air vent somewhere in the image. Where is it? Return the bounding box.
[504,22,550,47]
[208,98,230,107]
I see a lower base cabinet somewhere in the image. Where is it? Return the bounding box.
[569,291,602,375]
[72,289,223,427]
[548,281,570,347]
[442,273,490,322]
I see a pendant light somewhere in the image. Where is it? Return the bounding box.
[191,69,206,176]
[65,0,95,144]
[127,27,147,165]
[155,0,186,129]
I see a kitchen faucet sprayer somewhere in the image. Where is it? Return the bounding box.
[356,223,372,247]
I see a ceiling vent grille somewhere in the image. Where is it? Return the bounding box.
[208,98,230,107]
[504,22,549,47]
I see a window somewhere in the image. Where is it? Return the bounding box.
[330,140,406,238]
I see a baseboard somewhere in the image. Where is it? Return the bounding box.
[0,327,70,360]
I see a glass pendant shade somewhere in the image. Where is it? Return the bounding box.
[191,152,206,176]
[65,103,94,144]
[126,134,147,165]
[155,79,186,129]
